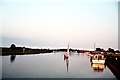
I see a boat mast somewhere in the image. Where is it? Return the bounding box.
[94,42,95,51]
[67,43,69,54]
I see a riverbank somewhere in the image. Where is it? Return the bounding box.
[1,47,80,56]
[104,54,120,57]
[1,47,53,56]
[1,44,120,56]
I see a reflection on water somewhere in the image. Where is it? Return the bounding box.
[64,55,69,72]
[10,55,16,63]
[2,52,116,78]
[91,63,106,72]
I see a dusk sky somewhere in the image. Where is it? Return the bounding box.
[1,0,119,50]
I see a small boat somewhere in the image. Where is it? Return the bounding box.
[64,44,70,73]
[64,44,69,59]
[91,54,105,64]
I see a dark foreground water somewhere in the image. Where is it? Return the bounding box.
[2,52,116,78]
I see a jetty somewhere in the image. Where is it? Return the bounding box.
[105,54,120,80]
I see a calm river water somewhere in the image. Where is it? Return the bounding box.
[2,52,116,78]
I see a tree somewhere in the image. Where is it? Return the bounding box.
[108,48,115,53]
[96,48,101,51]
[10,44,16,49]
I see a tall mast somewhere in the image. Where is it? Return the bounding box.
[94,42,95,51]
[67,43,69,54]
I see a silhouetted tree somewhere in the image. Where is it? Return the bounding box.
[116,50,120,53]
[108,48,115,53]
[10,44,16,54]
[96,48,101,51]
[10,44,16,49]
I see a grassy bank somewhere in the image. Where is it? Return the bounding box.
[1,47,53,56]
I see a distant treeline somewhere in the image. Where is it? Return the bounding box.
[1,44,81,56]
[2,47,53,56]
[1,44,120,56]
[1,48,81,56]
[96,48,120,53]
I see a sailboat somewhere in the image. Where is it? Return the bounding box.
[64,44,69,59]
[64,44,69,73]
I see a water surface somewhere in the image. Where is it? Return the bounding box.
[2,52,115,78]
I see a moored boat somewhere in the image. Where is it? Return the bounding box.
[64,44,69,59]
[91,54,105,64]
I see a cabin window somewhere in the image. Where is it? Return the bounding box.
[95,56,97,59]
[98,56,102,59]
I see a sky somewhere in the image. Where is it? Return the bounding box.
[1,0,119,50]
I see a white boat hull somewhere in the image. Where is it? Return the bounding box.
[92,63,105,68]
[92,60,105,64]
